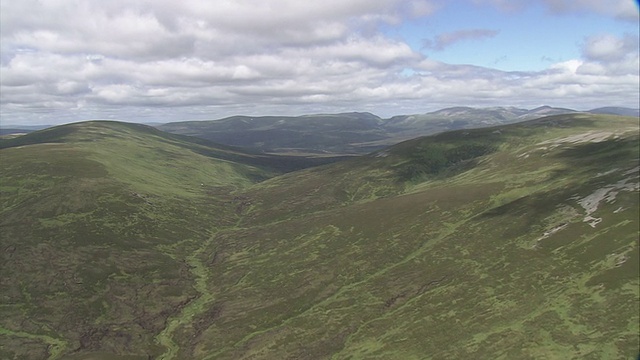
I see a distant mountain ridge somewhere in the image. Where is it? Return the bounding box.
[3,106,637,153]
[158,112,389,154]
[588,107,640,117]
[158,106,638,154]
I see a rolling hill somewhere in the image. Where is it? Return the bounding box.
[1,114,638,359]
[0,121,287,359]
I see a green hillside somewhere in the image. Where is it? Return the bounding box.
[0,121,279,359]
[1,114,638,359]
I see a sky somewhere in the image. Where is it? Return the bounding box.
[1,0,639,126]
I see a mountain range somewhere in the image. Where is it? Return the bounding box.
[158,106,640,154]
[1,112,638,359]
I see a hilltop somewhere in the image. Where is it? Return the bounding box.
[0,121,349,173]
[1,114,638,359]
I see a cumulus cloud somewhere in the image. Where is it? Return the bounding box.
[0,0,638,125]
[582,33,639,62]
[474,0,639,21]
[423,29,500,51]
[577,33,640,80]
[0,0,432,60]
[543,0,639,22]
[0,0,433,123]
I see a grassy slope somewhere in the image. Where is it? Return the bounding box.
[181,114,639,359]
[1,115,638,359]
[0,121,278,359]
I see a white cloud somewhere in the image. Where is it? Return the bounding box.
[1,0,424,60]
[473,0,639,21]
[582,33,639,62]
[543,0,640,22]
[0,1,638,125]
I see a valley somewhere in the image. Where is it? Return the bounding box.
[0,113,638,359]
